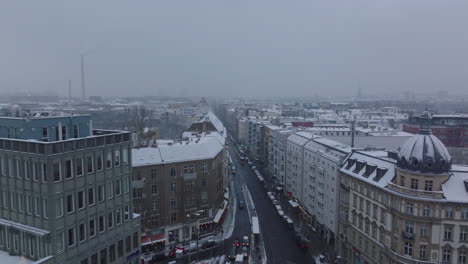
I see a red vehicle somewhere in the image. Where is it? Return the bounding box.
[233,239,240,247]
[167,246,185,257]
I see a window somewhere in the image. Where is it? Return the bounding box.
[91,254,98,264]
[446,207,454,218]
[115,180,122,196]
[170,198,176,209]
[460,226,468,241]
[462,208,468,219]
[124,176,129,193]
[359,197,363,210]
[76,157,83,177]
[68,228,76,247]
[88,188,95,206]
[26,195,31,214]
[34,197,40,216]
[132,188,142,198]
[183,165,188,174]
[373,204,378,219]
[133,232,138,249]
[109,244,116,262]
[53,161,61,182]
[43,198,49,218]
[108,212,114,229]
[125,236,131,253]
[405,221,413,234]
[100,248,107,264]
[98,185,105,202]
[97,153,103,171]
[424,180,433,191]
[73,125,79,138]
[41,162,47,182]
[56,231,64,252]
[405,202,413,215]
[42,127,48,141]
[89,219,96,238]
[202,163,207,172]
[420,224,428,237]
[65,159,73,179]
[87,155,94,174]
[404,242,413,256]
[106,152,112,168]
[114,150,120,167]
[79,223,86,242]
[32,161,38,181]
[24,161,29,180]
[99,215,105,233]
[18,194,23,212]
[124,205,130,221]
[171,182,176,194]
[444,225,453,241]
[419,245,426,259]
[460,250,467,264]
[353,194,357,208]
[366,201,371,215]
[152,200,158,211]
[380,209,386,224]
[410,178,418,190]
[400,176,405,186]
[116,209,122,225]
[66,194,74,213]
[55,197,63,218]
[117,240,124,257]
[78,191,85,210]
[442,248,451,262]
[422,205,430,216]
[122,149,128,165]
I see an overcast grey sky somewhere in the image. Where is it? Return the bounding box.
[0,0,467,98]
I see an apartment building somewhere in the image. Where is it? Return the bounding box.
[339,111,468,264]
[303,138,349,244]
[0,115,141,264]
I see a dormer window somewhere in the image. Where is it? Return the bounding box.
[410,179,419,190]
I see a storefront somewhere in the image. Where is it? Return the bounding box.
[141,233,166,253]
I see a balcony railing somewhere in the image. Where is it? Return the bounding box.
[387,182,444,199]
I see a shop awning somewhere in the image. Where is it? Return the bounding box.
[289,200,299,208]
[213,200,228,223]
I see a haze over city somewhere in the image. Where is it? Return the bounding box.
[1,0,468,98]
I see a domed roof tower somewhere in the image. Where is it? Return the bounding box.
[397,111,451,173]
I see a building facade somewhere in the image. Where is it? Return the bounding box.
[0,115,141,264]
[339,111,468,264]
[132,131,226,246]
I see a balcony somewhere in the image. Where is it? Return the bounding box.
[402,231,414,240]
[183,172,197,180]
[387,182,444,200]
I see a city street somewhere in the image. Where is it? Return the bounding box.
[227,140,316,264]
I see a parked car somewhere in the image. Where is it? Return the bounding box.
[272,199,279,205]
[150,253,166,262]
[238,200,245,209]
[201,239,216,249]
[242,236,249,246]
[227,246,237,261]
[189,242,198,252]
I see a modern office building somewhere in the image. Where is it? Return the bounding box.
[0,114,141,264]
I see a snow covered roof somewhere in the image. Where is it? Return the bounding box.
[306,137,351,153]
[132,136,224,167]
[331,136,411,152]
[442,168,468,203]
[340,150,396,188]
[200,112,225,135]
[288,131,315,146]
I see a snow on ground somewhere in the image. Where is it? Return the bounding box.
[0,251,35,264]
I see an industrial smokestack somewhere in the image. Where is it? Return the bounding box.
[81,54,86,100]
